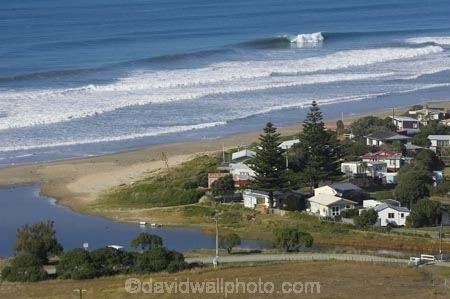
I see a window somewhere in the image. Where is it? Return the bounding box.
[400,213,404,218]
[388,213,395,219]
[331,206,340,216]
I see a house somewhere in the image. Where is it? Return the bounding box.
[428,135,450,152]
[362,150,404,172]
[207,173,229,188]
[365,130,411,147]
[366,161,388,178]
[341,162,364,177]
[363,199,400,209]
[374,203,410,227]
[307,194,357,217]
[404,143,424,156]
[279,139,300,150]
[231,149,256,163]
[409,107,447,125]
[243,189,308,210]
[340,161,388,179]
[379,172,398,184]
[229,163,255,179]
[314,183,368,204]
[390,116,420,135]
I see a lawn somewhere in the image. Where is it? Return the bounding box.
[0,261,447,299]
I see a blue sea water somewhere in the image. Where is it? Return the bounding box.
[1,0,450,164]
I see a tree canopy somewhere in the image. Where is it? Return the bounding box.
[355,209,378,228]
[1,253,48,282]
[407,199,441,228]
[394,163,432,207]
[414,149,444,171]
[130,233,163,251]
[211,174,235,199]
[251,122,287,208]
[273,227,313,252]
[298,101,338,191]
[219,233,241,253]
[349,116,395,140]
[14,220,63,264]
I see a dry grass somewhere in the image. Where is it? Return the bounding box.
[1,261,448,299]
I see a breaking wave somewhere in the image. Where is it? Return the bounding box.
[405,36,450,46]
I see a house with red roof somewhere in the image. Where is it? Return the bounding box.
[362,150,404,172]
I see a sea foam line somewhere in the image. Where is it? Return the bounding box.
[0,45,444,131]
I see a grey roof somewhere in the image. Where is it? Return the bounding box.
[366,130,411,141]
[374,203,409,213]
[404,143,424,150]
[428,135,450,141]
[390,116,419,122]
[330,182,362,192]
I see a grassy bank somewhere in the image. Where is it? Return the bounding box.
[0,261,447,299]
[90,154,221,210]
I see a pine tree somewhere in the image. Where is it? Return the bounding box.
[299,101,337,192]
[251,122,287,208]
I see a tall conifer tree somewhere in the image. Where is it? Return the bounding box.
[252,122,286,208]
[299,101,337,192]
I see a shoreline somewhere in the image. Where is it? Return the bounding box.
[0,100,449,215]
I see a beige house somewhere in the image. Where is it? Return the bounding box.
[307,193,357,217]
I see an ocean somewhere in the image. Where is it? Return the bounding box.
[1,0,450,165]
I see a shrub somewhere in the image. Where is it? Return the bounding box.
[219,233,241,253]
[355,209,378,228]
[90,247,134,276]
[1,253,47,282]
[340,208,359,218]
[273,227,314,252]
[406,199,441,228]
[57,248,97,280]
[134,247,171,273]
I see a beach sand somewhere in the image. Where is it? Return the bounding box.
[0,102,448,213]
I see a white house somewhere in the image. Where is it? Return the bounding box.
[279,139,300,150]
[341,161,364,177]
[373,203,410,227]
[379,172,398,184]
[229,163,256,179]
[243,189,271,209]
[307,194,356,217]
[390,116,420,135]
[409,107,447,125]
[428,135,450,151]
[363,199,400,209]
[231,149,256,162]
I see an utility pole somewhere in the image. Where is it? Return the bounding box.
[73,289,86,299]
[213,212,219,269]
[439,223,443,261]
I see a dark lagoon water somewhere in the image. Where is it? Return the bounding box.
[0,185,268,257]
[1,0,450,165]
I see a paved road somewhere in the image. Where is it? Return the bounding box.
[186,253,409,265]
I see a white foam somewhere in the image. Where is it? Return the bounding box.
[0,121,225,152]
[290,32,324,46]
[405,36,450,46]
[0,45,444,131]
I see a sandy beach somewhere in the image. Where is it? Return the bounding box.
[0,101,448,213]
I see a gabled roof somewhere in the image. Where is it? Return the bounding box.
[428,135,450,141]
[231,149,256,161]
[307,194,357,206]
[365,130,411,141]
[279,139,300,150]
[330,182,362,192]
[374,203,409,213]
[390,116,419,122]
